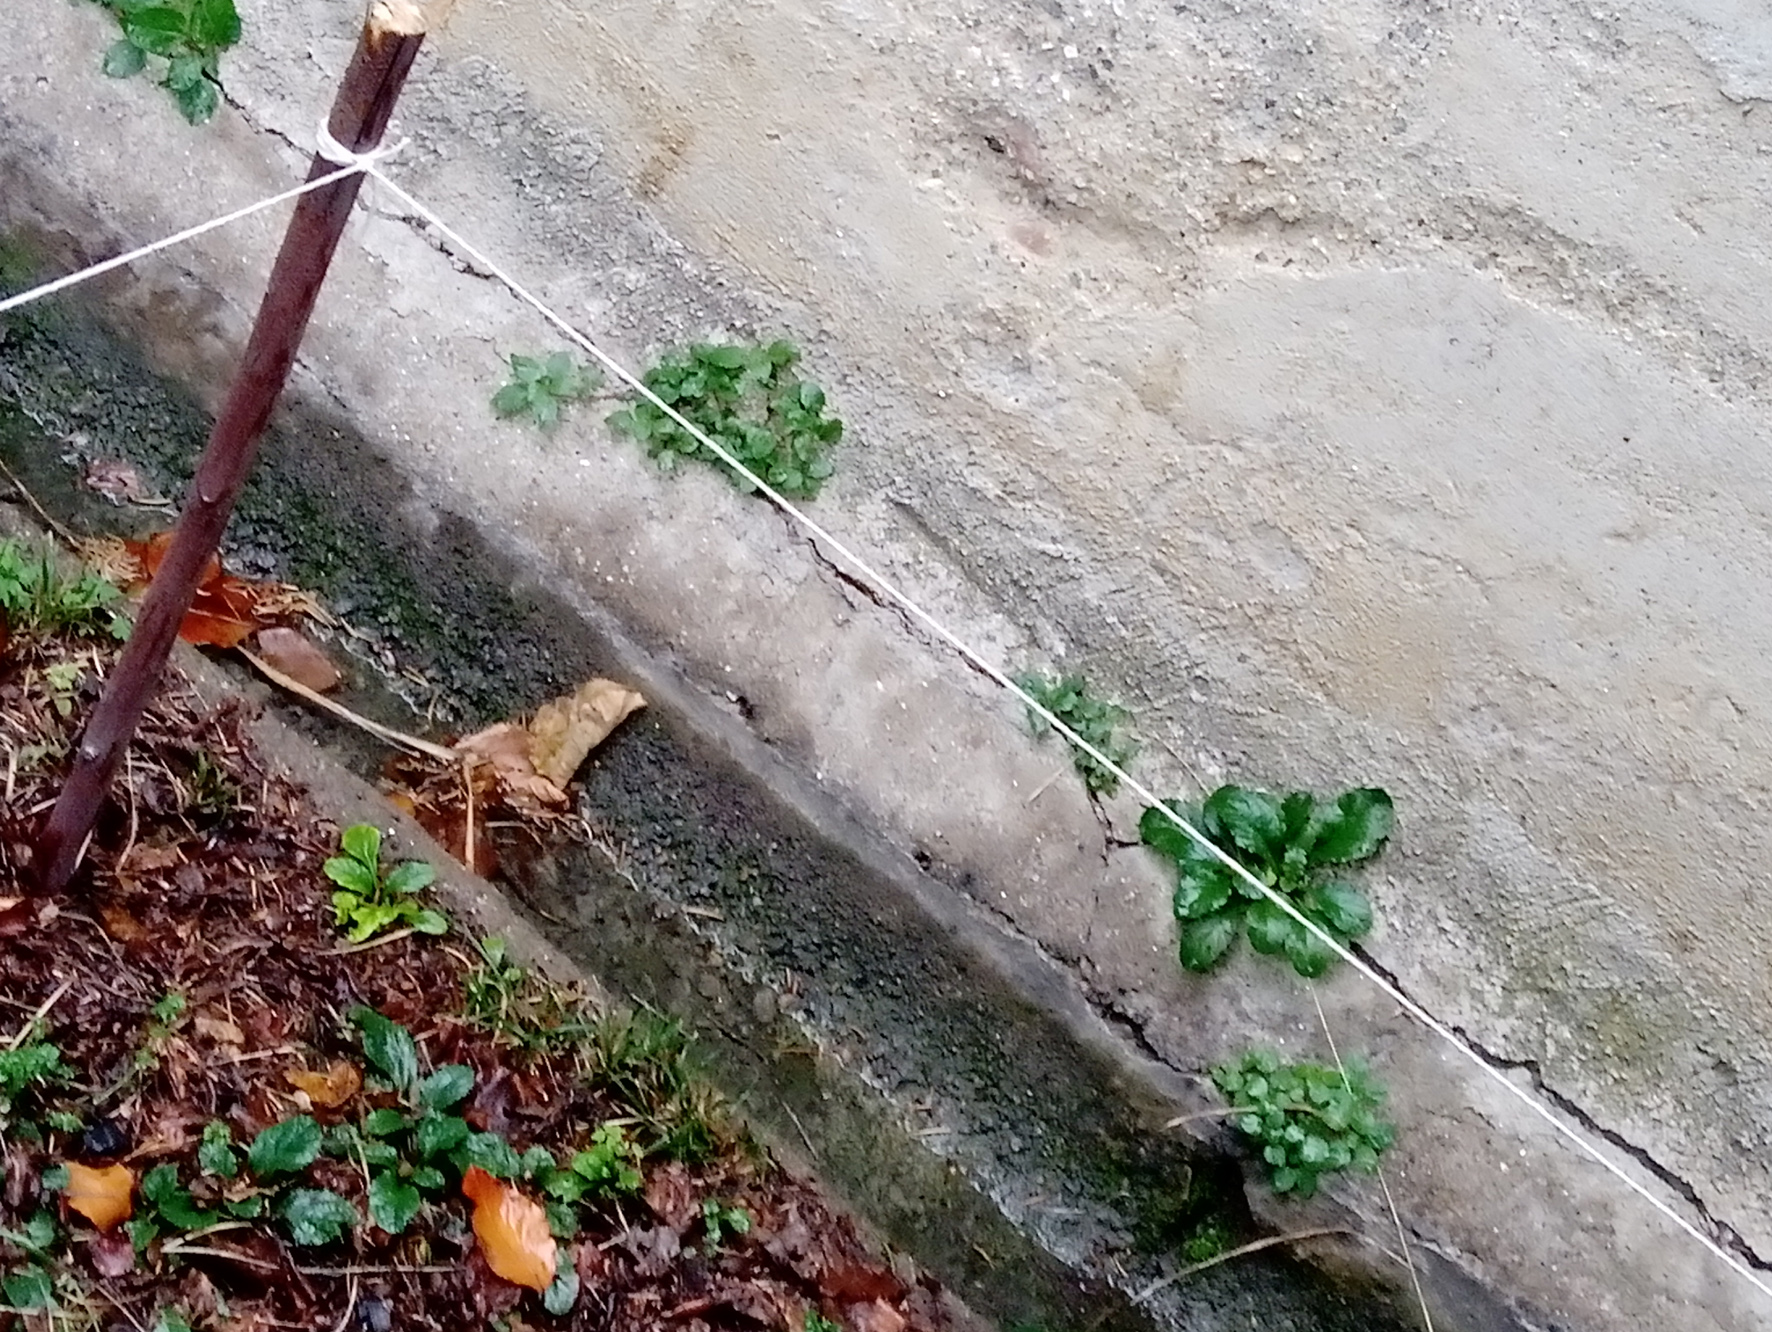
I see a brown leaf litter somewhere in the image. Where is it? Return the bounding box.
[0,635,957,1332]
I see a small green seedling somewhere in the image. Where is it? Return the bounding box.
[804,1313,842,1332]
[0,540,130,644]
[1014,671,1137,797]
[491,352,602,431]
[1210,1049,1394,1198]
[608,340,842,499]
[0,1035,72,1133]
[89,0,242,125]
[699,1198,752,1250]
[1141,785,1393,977]
[133,990,188,1072]
[40,662,83,718]
[324,824,448,943]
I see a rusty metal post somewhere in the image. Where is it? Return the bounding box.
[36,2,429,892]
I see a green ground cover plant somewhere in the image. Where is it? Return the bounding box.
[491,351,602,431]
[86,0,242,124]
[1013,671,1137,796]
[608,340,843,499]
[0,540,129,644]
[1141,785,1393,977]
[1210,1049,1394,1198]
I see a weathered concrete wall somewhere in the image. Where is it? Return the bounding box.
[4,0,1772,1328]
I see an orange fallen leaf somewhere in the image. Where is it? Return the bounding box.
[118,533,319,648]
[64,1162,134,1231]
[178,607,259,650]
[528,678,646,787]
[284,1061,362,1109]
[98,903,149,944]
[462,1165,556,1290]
[254,627,341,692]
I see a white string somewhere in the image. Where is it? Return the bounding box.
[314,119,410,169]
[363,167,1772,1303]
[1312,985,1434,1332]
[0,163,366,317]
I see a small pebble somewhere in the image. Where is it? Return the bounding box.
[81,1119,128,1158]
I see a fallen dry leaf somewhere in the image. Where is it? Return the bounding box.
[846,1299,908,1332]
[119,843,184,875]
[284,1061,362,1110]
[462,1166,556,1291]
[527,678,645,787]
[64,1162,134,1231]
[118,533,318,649]
[194,1014,247,1048]
[89,1229,136,1276]
[98,903,149,944]
[822,1264,905,1304]
[456,723,568,811]
[642,1163,698,1233]
[82,458,165,506]
[0,896,31,938]
[254,627,342,693]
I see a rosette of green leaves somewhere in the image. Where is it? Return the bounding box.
[324,824,447,943]
[608,340,842,499]
[1211,1049,1394,1198]
[1140,785,1393,977]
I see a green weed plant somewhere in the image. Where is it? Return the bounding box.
[1141,785,1393,977]
[324,824,448,943]
[1014,671,1137,797]
[608,341,842,499]
[89,0,242,124]
[1211,1049,1394,1198]
[492,352,602,431]
[0,540,129,644]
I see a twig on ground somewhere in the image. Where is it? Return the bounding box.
[295,1263,460,1276]
[329,1273,359,1332]
[1132,1227,1354,1305]
[328,927,416,957]
[0,456,78,544]
[7,977,74,1049]
[238,648,458,763]
[1024,766,1067,805]
[154,1243,280,1272]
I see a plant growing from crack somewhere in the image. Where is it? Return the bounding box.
[85,0,242,125]
[1141,785,1393,977]
[608,340,842,499]
[1210,1049,1393,1198]
[1013,671,1137,797]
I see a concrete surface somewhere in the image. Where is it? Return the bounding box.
[4,0,1772,1328]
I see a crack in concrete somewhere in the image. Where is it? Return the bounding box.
[217,85,501,281]
[1347,943,1772,1273]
